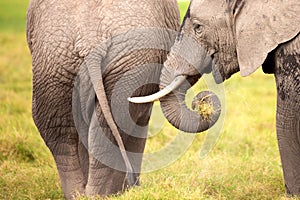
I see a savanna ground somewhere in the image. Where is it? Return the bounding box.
[0,0,296,199]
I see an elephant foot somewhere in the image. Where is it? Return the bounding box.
[285,184,300,197]
[52,144,87,199]
[57,169,86,199]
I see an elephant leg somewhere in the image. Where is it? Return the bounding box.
[276,97,300,195]
[125,102,154,184]
[78,140,90,184]
[274,36,300,195]
[44,126,87,199]
[85,156,127,196]
[125,131,147,186]
[85,111,127,196]
[32,96,87,199]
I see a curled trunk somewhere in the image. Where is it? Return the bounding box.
[159,55,221,133]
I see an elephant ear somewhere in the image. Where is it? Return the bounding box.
[234,0,300,76]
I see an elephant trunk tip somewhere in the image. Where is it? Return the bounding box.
[191,90,221,129]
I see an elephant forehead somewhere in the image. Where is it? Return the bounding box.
[190,0,228,19]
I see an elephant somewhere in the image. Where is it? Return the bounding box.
[26,0,180,198]
[129,0,300,196]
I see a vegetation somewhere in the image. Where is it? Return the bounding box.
[0,0,293,199]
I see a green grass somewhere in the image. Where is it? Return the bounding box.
[0,0,27,32]
[0,0,294,199]
[178,1,190,22]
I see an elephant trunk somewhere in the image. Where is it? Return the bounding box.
[158,46,221,133]
[128,35,221,133]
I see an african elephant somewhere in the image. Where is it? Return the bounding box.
[26,0,179,198]
[129,0,300,196]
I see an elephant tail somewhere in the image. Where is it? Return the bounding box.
[85,42,136,187]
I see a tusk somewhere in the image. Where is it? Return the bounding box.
[128,75,187,104]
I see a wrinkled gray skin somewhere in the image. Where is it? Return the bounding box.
[26,0,179,199]
[157,0,300,196]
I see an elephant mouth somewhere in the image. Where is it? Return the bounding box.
[210,51,240,84]
[212,59,225,84]
[211,54,231,84]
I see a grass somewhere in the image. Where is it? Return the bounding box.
[0,0,27,32]
[0,0,293,199]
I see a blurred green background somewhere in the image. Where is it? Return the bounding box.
[0,0,288,199]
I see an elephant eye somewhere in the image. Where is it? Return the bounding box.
[193,22,203,34]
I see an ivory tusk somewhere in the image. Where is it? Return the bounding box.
[128,75,187,103]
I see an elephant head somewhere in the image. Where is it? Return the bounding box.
[129,0,300,133]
